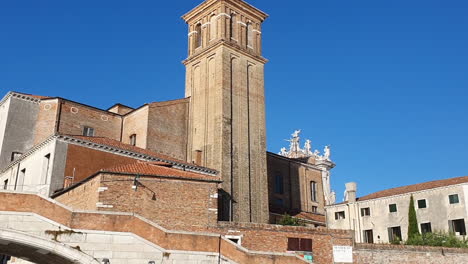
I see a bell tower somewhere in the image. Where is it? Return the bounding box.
[183,0,269,223]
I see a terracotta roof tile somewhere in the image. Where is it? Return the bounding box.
[293,212,326,223]
[102,161,221,182]
[65,135,216,172]
[358,176,468,202]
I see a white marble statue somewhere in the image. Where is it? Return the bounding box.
[304,140,312,156]
[323,145,331,160]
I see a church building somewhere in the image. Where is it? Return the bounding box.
[0,1,350,263]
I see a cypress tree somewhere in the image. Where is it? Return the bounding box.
[407,195,420,240]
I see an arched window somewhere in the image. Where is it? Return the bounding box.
[310,181,317,202]
[195,23,202,48]
[210,15,217,40]
[246,22,253,48]
[230,14,236,40]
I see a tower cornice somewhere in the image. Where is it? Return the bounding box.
[182,40,268,65]
[182,0,268,23]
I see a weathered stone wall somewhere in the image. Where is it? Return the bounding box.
[354,244,468,264]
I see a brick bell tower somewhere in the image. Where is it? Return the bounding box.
[183,0,269,223]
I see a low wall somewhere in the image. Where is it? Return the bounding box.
[354,244,468,264]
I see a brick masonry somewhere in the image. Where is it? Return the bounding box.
[354,244,468,264]
[63,144,137,185]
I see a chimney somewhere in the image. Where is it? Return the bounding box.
[345,182,357,203]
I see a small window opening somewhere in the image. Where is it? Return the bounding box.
[389,204,397,213]
[83,126,95,137]
[335,211,345,220]
[417,199,427,209]
[130,134,137,146]
[449,194,459,204]
[361,207,371,216]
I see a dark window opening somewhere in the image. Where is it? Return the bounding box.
[287,238,312,252]
[83,126,95,137]
[363,229,374,243]
[421,223,432,234]
[195,24,202,48]
[312,206,318,213]
[417,199,427,209]
[361,207,371,216]
[450,219,466,235]
[274,173,284,194]
[389,204,397,213]
[3,179,8,190]
[449,194,459,204]
[335,211,345,220]
[388,226,402,242]
[217,189,232,222]
[310,181,317,202]
[10,152,22,162]
[130,134,137,146]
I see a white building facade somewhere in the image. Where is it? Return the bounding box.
[326,177,468,243]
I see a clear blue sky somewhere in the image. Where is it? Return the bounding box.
[1,0,467,200]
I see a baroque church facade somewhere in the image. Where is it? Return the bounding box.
[0,0,334,226]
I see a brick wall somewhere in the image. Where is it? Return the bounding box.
[122,105,149,149]
[0,191,307,264]
[97,173,218,230]
[55,175,101,210]
[354,244,468,264]
[57,100,122,140]
[215,222,352,264]
[267,153,325,215]
[146,99,189,161]
[34,99,59,144]
[64,144,137,184]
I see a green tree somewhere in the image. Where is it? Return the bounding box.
[407,195,420,240]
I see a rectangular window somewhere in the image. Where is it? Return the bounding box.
[311,206,318,213]
[41,154,51,184]
[421,223,432,234]
[449,194,459,204]
[335,211,345,220]
[83,126,95,137]
[130,134,137,146]
[10,152,22,162]
[417,199,427,209]
[274,173,284,194]
[310,181,317,202]
[389,204,397,213]
[449,219,466,236]
[287,238,312,252]
[363,229,374,243]
[361,207,371,216]
[388,226,402,242]
[3,179,8,190]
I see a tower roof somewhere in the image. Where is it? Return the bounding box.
[182,0,268,23]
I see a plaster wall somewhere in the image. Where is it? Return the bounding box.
[326,184,468,243]
[0,139,67,197]
[0,97,11,166]
[0,96,39,169]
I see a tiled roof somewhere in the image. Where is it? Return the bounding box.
[66,135,216,173]
[102,161,221,182]
[293,212,326,224]
[357,176,468,202]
